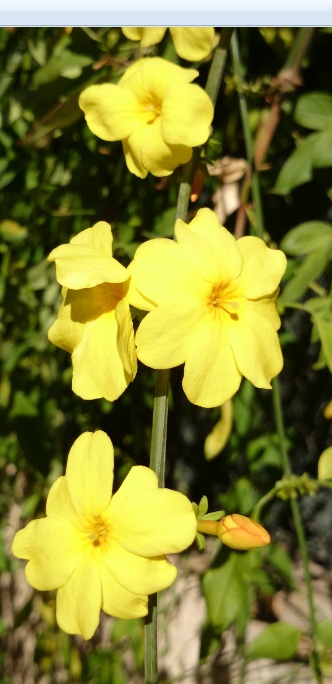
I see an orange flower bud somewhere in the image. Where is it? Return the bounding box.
[217,514,270,550]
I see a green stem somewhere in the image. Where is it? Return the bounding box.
[144,28,235,684]
[252,485,281,521]
[230,31,264,239]
[282,27,315,74]
[144,370,170,684]
[205,28,234,105]
[272,377,322,683]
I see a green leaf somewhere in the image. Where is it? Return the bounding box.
[32,49,93,87]
[318,447,332,481]
[317,619,332,649]
[202,551,252,635]
[0,170,16,190]
[272,137,314,195]
[304,297,332,372]
[267,543,295,589]
[10,391,39,417]
[279,250,330,303]
[245,622,301,660]
[280,221,332,256]
[311,129,332,168]
[294,92,332,131]
[198,495,209,517]
[219,477,258,516]
[20,95,82,148]
[314,314,332,373]
[273,130,332,195]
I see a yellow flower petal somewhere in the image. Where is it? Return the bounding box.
[104,539,177,594]
[129,237,208,307]
[100,563,148,619]
[126,118,192,177]
[46,476,81,526]
[110,488,196,557]
[161,83,213,147]
[70,221,113,255]
[170,27,215,61]
[115,298,137,377]
[110,465,158,511]
[12,518,81,591]
[126,263,156,311]
[66,431,114,518]
[135,300,205,368]
[236,236,287,298]
[122,137,147,178]
[48,291,84,353]
[175,208,242,283]
[56,558,101,639]
[245,296,281,330]
[71,311,135,401]
[122,27,166,47]
[227,306,283,388]
[120,57,198,102]
[183,317,242,408]
[48,244,127,290]
[79,84,141,141]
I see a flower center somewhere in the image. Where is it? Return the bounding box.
[143,96,162,124]
[208,283,240,320]
[87,515,110,549]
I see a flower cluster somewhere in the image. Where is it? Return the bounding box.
[79,57,214,178]
[12,36,284,644]
[48,210,286,409]
[12,431,196,639]
[121,27,216,62]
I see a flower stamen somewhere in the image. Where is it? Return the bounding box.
[87,516,109,548]
[208,283,240,319]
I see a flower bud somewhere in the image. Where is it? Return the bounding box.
[217,514,270,550]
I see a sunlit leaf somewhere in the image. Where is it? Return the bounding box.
[280,221,332,256]
[245,622,301,660]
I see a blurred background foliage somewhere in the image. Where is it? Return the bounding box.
[1,25,332,683]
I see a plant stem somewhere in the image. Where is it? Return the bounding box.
[205,28,234,105]
[252,485,281,521]
[144,27,235,684]
[281,27,315,77]
[231,31,264,239]
[272,377,322,683]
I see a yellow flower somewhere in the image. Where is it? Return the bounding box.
[217,514,271,550]
[79,57,214,179]
[122,27,215,62]
[129,208,287,408]
[12,431,197,639]
[48,221,136,402]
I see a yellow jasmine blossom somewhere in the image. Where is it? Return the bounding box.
[128,208,287,408]
[48,221,136,402]
[12,431,197,639]
[122,27,215,62]
[79,57,214,179]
